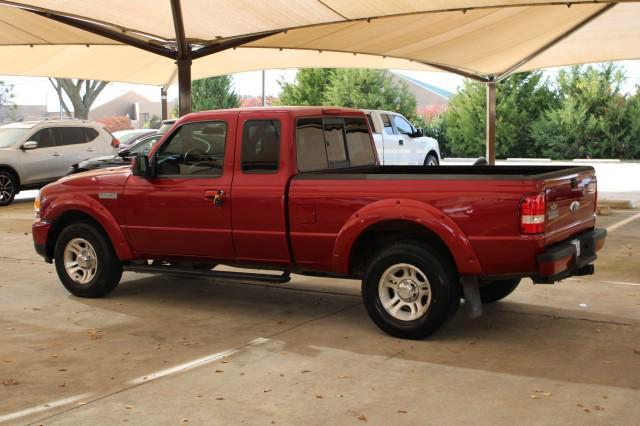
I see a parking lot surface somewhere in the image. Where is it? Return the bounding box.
[1,199,639,425]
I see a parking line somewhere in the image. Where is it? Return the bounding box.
[603,280,640,287]
[0,393,92,424]
[567,278,640,286]
[606,211,640,233]
[128,337,269,385]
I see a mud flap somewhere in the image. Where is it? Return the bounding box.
[461,276,482,319]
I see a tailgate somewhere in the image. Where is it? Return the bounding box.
[544,167,597,242]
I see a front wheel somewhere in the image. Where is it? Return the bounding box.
[54,222,122,298]
[362,242,460,339]
[0,171,17,206]
[479,279,521,303]
[424,153,439,166]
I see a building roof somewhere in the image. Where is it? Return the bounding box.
[395,74,454,101]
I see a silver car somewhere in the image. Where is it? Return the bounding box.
[0,120,118,206]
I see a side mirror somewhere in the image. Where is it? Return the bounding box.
[118,149,130,158]
[413,128,424,138]
[22,141,38,150]
[131,154,153,177]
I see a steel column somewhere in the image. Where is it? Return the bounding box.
[160,87,168,120]
[177,57,192,116]
[486,81,496,165]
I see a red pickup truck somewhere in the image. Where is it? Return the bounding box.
[32,107,606,339]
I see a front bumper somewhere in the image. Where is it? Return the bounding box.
[533,228,607,283]
[32,219,53,263]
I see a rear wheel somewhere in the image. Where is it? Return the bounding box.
[362,242,460,339]
[54,222,122,298]
[424,153,439,166]
[0,171,17,206]
[479,279,521,303]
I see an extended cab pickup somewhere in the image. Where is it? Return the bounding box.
[32,107,606,339]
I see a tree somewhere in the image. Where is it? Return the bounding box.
[278,68,336,106]
[443,71,557,158]
[324,69,417,119]
[48,78,109,119]
[531,63,632,159]
[191,75,240,112]
[0,80,16,121]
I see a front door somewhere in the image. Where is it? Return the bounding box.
[19,128,67,184]
[122,118,235,260]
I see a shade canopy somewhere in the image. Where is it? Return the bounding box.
[0,1,639,85]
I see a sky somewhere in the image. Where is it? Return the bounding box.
[2,60,640,113]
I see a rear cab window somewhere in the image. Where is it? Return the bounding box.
[381,114,394,135]
[241,120,281,173]
[296,116,376,172]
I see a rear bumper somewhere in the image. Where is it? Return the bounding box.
[533,228,606,283]
[32,219,52,263]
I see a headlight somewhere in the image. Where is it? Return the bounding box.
[34,193,41,218]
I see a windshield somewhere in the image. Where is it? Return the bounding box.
[117,130,150,145]
[0,128,29,148]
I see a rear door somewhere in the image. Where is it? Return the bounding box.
[52,126,95,166]
[544,168,597,243]
[380,113,400,164]
[122,117,236,259]
[231,112,291,266]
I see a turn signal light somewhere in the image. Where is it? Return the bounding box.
[520,193,545,234]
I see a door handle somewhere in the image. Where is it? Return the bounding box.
[52,152,61,157]
[204,190,225,206]
[87,147,95,152]
[398,140,404,146]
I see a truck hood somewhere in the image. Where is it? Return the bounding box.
[51,165,131,191]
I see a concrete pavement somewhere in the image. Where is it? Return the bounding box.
[1,202,639,425]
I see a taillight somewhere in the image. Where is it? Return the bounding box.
[111,137,120,148]
[520,193,545,234]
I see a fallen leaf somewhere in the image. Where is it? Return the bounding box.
[584,409,591,413]
[337,375,352,379]
[216,397,224,401]
[531,395,540,399]
[2,379,18,386]
[356,414,367,422]
[2,360,12,363]
[125,405,135,410]
[594,405,605,411]
[315,395,323,399]
[221,359,230,364]
[633,349,640,355]
[264,388,272,393]
[577,404,584,408]
[59,383,66,388]
[58,369,68,372]
[398,410,407,414]
[215,369,224,373]
[301,370,312,374]
[180,419,189,423]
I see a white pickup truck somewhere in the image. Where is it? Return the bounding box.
[363,109,441,166]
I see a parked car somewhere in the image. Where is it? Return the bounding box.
[157,119,177,134]
[113,129,156,149]
[363,109,440,166]
[33,107,606,339]
[67,133,162,175]
[0,120,118,206]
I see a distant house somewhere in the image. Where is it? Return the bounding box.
[88,91,175,128]
[392,73,453,118]
[0,104,56,123]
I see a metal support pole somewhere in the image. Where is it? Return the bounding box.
[177,57,192,116]
[160,87,168,120]
[486,80,496,165]
[261,69,266,107]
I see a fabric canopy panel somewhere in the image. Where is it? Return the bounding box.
[0,1,639,84]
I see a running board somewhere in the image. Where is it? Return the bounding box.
[124,265,291,284]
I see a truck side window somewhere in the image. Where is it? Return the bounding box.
[297,118,329,172]
[393,115,413,135]
[345,118,376,167]
[381,114,394,135]
[323,121,349,169]
[242,120,281,173]
[156,121,226,177]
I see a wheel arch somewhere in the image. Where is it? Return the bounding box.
[0,164,20,187]
[332,199,481,277]
[45,198,133,261]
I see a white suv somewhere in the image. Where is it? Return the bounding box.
[0,120,118,206]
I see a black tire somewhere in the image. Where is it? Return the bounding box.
[479,279,521,303]
[362,242,460,339]
[424,153,439,166]
[54,222,123,298]
[0,170,17,206]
